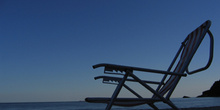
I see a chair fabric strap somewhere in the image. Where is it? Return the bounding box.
[153,20,211,98]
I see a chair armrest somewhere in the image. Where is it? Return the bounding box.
[93,63,187,77]
[95,76,163,85]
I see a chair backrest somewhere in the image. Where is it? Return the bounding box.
[153,20,212,99]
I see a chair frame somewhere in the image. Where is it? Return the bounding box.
[85,20,214,110]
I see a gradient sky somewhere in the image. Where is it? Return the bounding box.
[1,0,220,102]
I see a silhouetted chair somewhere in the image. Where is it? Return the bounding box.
[85,20,214,110]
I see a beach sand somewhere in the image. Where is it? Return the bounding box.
[162,106,220,110]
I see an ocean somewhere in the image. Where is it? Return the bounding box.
[0,97,220,110]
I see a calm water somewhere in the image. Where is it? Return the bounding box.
[0,97,220,110]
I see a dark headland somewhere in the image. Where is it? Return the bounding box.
[198,80,220,97]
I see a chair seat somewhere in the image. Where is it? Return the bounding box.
[85,97,161,106]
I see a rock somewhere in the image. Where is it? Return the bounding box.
[198,80,220,97]
[183,96,190,98]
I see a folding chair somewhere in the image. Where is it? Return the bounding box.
[85,20,214,110]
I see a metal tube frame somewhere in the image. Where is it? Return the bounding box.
[91,21,213,110]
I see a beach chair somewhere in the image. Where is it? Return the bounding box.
[85,20,214,110]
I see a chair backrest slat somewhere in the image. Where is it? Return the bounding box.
[153,20,211,98]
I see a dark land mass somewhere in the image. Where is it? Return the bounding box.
[198,80,220,97]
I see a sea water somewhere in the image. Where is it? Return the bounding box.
[0,97,220,110]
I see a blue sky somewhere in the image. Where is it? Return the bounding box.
[0,0,220,102]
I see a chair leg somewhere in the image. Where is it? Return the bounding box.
[148,103,159,110]
[105,72,130,110]
[166,100,180,110]
[130,73,180,110]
